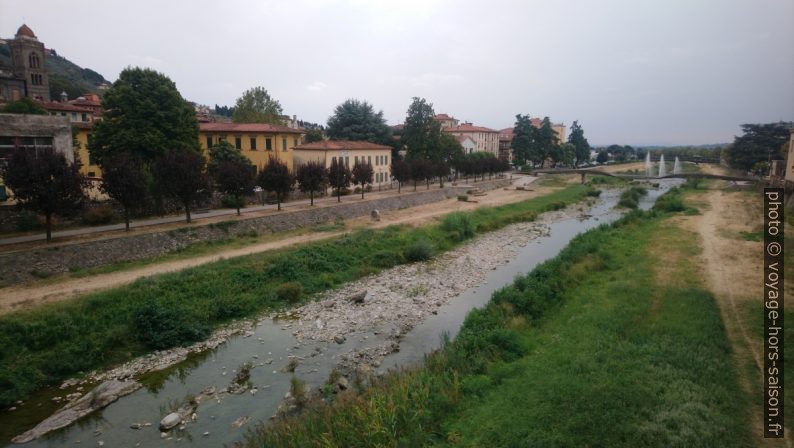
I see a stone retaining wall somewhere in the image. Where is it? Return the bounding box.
[0,179,511,285]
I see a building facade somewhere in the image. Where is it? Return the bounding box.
[498,127,514,162]
[433,113,459,129]
[0,113,74,202]
[442,123,499,157]
[293,140,392,186]
[785,128,794,184]
[199,122,304,172]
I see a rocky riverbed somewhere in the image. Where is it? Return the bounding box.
[14,198,594,443]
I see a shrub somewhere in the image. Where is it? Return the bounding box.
[653,188,686,213]
[404,240,435,262]
[586,189,602,197]
[441,212,475,241]
[276,282,303,303]
[82,205,116,225]
[15,211,42,231]
[133,300,210,350]
[457,195,468,202]
[220,194,246,209]
[618,186,648,209]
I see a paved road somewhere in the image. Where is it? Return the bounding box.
[0,180,494,246]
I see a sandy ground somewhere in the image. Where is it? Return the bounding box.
[0,175,566,315]
[675,167,791,447]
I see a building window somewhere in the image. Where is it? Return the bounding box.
[71,112,77,120]
[219,136,227,143]
[345,156,349,166]
[385,156,389,166]
[81,113,88,122]
[250,137,257,150]
[293,138,298,147]
[354,156,358,164]
[282,138,287,151]
[368,155,371,165]
[266,138,272,151]
[88,171,96,177]
[235,136,242,150]
[206,136,212,148]
[29,53,40,68]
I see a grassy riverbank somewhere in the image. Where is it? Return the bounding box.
[0,184,595,408]
[247,189,751,447]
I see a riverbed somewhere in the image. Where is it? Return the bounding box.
[3,181,676,447]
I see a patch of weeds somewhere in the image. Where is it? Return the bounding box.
[29,269,53,279]
[738,231,762,242]
[276,282,303,303]
[404,240,435,262]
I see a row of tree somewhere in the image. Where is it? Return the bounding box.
[512,116,591,168]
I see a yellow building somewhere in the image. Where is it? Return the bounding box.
[293,140,392,186]
[199,122,303,172]
[72,122,102,178]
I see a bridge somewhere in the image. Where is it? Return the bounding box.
[529,169,759,184]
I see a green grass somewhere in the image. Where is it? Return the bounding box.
[0,184,595,408]
[247,192,751,447]
[617,185,648,209]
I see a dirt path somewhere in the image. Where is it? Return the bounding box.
[678,183,791,447]
[0,176,558,315]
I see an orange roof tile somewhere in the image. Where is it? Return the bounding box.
[443,123,498,133]
[199,122,303,134]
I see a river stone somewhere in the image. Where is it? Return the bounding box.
[12,379,142,444]
[159,412,181,431]
[334,334,346,344]
[348,291,367,304]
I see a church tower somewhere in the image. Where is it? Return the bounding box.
[9,24,50,101]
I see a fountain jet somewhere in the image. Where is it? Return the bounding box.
[645,152,652,177]
[673,156,682,175]
[658,154,666,177]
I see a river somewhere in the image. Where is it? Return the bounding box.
[4,181,677,447]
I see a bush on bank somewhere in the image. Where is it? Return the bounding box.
[0,185,595,407]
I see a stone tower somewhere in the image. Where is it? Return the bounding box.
[9,24,50,101]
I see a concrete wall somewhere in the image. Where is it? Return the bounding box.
[0,178,511,285]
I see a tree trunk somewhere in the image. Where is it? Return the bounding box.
[398,181,401,193]
[124,207,130,232]
[185,203,192,223]
[413,180,417,191]
[337,189,341,202]
[310,190,314,206]
[361,187,364,199]
[236,205,241,216]
[277,194,282,211]
[45,212,52,243]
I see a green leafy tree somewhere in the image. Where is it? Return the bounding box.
[90,67,199,167]
[295,161,327,205]
[326,99,392,145]
[214,160,255,215]
[437,133,465,164]
[304,128,324,143]
[558,143,576,167]
[257,157,294,210]
[401,97,441,160]
[351,161,374,199]
[1,97,47,115]
[511,114,534,166]
[328,158,351,202]
[534,117,558,167]
[596,150,609,164]
[723,122,792,171]
[232,87,284,124]
[567,120,591,167]
[155,149,210,223]
[1,148,87,242]
[208,140,249,176]
[100,151,150,231]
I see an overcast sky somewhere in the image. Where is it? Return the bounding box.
[1,0,792,145]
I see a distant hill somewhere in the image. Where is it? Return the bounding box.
[0,43,109,100]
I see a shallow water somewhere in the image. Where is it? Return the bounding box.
[4,181,677,447]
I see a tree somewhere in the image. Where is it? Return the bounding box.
[567,120,591,167]
[208,140,249,176]
[90,67,199,167]
[304,128,324,143]
[326,99,392,145]
[296,161,327,205]
[232,87,284,124]
[351,161,374,199]
[409,158,432,190]
[401,97,441,160]
[214,160,255,215]
[596,150,609,164]
[391,158,410,193]
[437,133,465,164]
[535,117,558,167]
[511,114,534,166]
[558,143,576,167]
[328,158,351,202]
[257,157,294,210]
[100,151,149,231]
[434,161,449,188]
[155,149,210,223]
[1,97,47,115]
[724,122,792,171]
[1,148,87,242]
